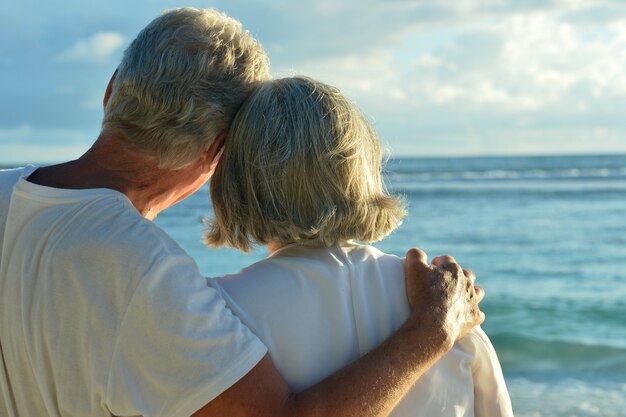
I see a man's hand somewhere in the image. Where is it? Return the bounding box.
[404,248,485,351]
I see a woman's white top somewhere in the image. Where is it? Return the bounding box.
[209,243,513,416]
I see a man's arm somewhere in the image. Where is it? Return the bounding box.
[194,248,485,417]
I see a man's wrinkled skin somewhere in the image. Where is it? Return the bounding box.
[406,250,486,350]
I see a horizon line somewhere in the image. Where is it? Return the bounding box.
[3,151,626,168]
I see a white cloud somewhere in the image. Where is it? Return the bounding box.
[58,32,125,63]
[429,85,465,104]
[3,0,626,161]
[267,1,626,155]
[414,54,444,69]
[323,8,622,106]
[276,49,401,99]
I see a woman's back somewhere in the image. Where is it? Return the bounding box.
[209,243,512,416]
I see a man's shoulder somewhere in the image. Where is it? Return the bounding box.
[0,165,37,193]
[39,191,196,280]
[0,165,37,179]
[0,166,39,240]
[84,206,187,261]
[0,165,37,177]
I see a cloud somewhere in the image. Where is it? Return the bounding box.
[58,32,125,63]
[239,0,454,64]
[269,1,626,156]
[289,5,626,113]
[3,0,626,162]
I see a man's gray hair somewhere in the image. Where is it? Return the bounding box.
[205,76,406,252]
[103,8,271,169]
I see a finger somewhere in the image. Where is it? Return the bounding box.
[406,248,428,264]
[431,255,456,266]
[476,310,486,325]
[474,285,485,303]
[463,269,476,283]
[404,248,433,310]
[405,248,431,275]
[437,261,463,276]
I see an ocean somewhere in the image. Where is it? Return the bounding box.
[154,154,626,417]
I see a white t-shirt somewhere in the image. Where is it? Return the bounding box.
[0,167,267,417]
[210,243,513,417]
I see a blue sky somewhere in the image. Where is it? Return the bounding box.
[2,0,626,163]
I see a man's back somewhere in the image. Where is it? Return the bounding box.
[0,167,266,417]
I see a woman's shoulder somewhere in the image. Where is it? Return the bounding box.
[339,242,404,262]
[208,243,406,304]
[207,249,307,299]
[339,243,405,275]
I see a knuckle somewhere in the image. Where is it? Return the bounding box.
[463,269,476,280]
[439,255,456,263]
[442,262,463,275]
[432,254,456,266]
[474,285,485,299]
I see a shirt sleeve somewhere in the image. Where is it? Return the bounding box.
[467,327,514,417]
[105,251,267,417]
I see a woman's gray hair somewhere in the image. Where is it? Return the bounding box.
[205,76,406,252]
[103,8,271,169]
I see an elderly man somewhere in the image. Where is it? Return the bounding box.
[0,8,484,417]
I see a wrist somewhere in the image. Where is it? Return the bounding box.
[401,310,455,356]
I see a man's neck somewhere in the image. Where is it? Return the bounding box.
[26,132,185,220]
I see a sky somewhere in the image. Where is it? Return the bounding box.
[1,0,626,164]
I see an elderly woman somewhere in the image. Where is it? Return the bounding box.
[206,76,513,416]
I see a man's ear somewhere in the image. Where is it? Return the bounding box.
[103,68,119,110]
[205,133,227,177]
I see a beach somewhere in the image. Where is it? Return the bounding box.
[157,154,626,416]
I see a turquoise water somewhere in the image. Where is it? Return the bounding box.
[156,154,626,416]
